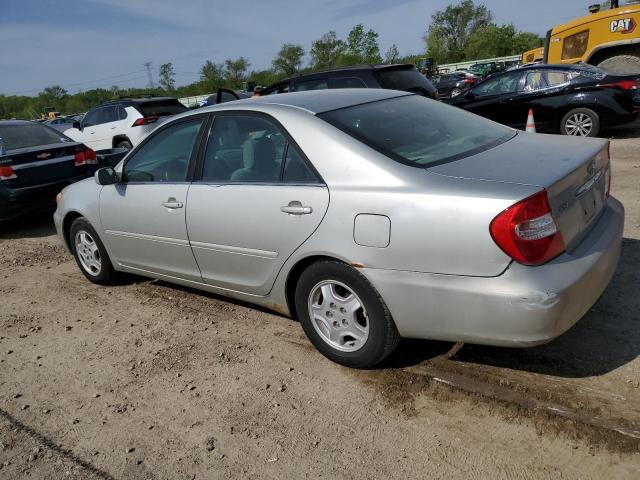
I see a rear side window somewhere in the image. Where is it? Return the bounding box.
[328,77,366,89]
[98,106,118,124]
[136,99,187,117]
[293,79,329,91]
[521,71,575,92]
[318,95,514,168]
[118,106,128,120]
[374,67,435,96]
[0,123,69,150]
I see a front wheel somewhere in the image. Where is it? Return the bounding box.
[70,218,116,284]
[560,108,600,137]
[597,54,640,75]
[295,261,400,368]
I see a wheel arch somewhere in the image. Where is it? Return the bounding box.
[586,42,640,66]
[62,210,84,251]
[112,134,132,148]
[284,255,354,320]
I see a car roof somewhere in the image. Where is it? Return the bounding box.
[200,88,412,115]
[266,63,415,88]
[99,96,178,106]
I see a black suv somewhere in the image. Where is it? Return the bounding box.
[260,64,438,99]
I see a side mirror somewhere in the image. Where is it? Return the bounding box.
[95,167,118,186]
[73,121,81,129]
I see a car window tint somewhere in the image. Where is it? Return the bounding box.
[137,99,187,117]
[0,123,68,150]
[375,68,435,96]
[472,72,521,96]
[219,91,238,103]
[82,109,99,127]
[202,116,285,183]
[328,77,366,89]
[294,79,329,91]
[282,145,319,184]
[118,106,128,120]
[124,119,203,183]
[98,106,117,124]
[319,95,513,168]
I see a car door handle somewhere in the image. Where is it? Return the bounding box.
[281,201,312,215]
[162,198,183,209]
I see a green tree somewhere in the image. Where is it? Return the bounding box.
[424,0,493,63]
[200,60,226,88]
[310,31,346,70]
[344,24,382,64]
[272,43,305,76]
[466,24,542,59]
[384,44,400,64]
[224,57,250,87]
[159,63,176,91]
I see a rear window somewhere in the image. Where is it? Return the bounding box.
[0,123,69,150]
[374,67,435,96]
[136,99,187,117]
[318,95,514,168]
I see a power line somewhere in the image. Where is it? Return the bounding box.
[6,70,148,96]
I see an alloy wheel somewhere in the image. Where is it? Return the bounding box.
[564,112,593,136]
[75,230,102,276]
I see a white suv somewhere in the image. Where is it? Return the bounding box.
[63,97,188,151]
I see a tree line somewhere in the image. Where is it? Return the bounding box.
[1,1,542,120]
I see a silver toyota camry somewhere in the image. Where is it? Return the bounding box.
[54,89,624,368]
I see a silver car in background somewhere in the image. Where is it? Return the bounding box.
[54,89,624,368]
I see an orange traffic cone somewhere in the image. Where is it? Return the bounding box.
[526,109,536,133]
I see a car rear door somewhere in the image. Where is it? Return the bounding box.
[186,112,329,296]
[99,116,207,280]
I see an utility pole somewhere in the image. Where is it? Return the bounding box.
[143,62,154,88]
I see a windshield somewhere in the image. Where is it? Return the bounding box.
[0,123,70,151]
[318,95,514,167]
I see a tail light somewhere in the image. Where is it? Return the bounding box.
[598,79,640,90]
[462,78,476,84]
[74,148,97,166]
[132,116,159,126]
[490,190,565,266]
[0,165,16,180]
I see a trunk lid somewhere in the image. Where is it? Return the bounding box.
[1,142,87,188]
[428,132,610,251]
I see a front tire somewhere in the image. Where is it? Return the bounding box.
[295,260,400,368]
[70,218,115,284]
[560,108,600,137]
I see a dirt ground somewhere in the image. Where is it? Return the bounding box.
[1,123,639,479]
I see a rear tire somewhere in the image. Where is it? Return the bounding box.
[560,108,600,137]
[116,140,133,150]
[70,218,115,285]
[597,54,640,75]
[294,260,400,368]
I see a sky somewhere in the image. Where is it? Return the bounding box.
[0,0,595,96]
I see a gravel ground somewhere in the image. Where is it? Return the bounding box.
[1,123,639,479]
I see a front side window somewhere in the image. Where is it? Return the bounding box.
[472,72,522,96]
[82,109,99,128]
[319,95,514,168]
[562,30,589,60]
[202,115,285,183]
[123,119,204,182]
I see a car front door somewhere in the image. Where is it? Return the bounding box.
[186,113,329,296]
[99,116,206,281]
[462,71,524,125]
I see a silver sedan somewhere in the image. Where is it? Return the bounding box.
[54,89,624,368]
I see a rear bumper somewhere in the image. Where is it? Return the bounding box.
[363,197,624,346]
[0,175,89,222]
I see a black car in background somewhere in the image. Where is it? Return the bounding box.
[432,71,480,98]
[260,64,438,99]
[445,64,640,137]
[0,121,96,222]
